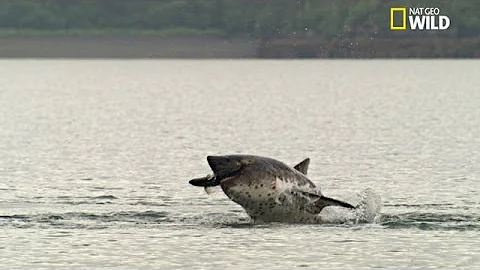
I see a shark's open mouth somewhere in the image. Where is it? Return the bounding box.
[218,170,241,184]
[189,155,243,187]
[207,155,242,185]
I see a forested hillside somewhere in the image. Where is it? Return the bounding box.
[1,0,478,58]
[0,0,478,38]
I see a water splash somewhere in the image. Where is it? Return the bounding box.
[319,188,382,224]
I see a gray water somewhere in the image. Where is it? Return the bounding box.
[1,60,479,269]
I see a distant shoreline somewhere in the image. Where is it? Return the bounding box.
[0,35,258,58]
[1,34,478,58]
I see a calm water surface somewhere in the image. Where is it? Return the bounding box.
[0,60,479,269]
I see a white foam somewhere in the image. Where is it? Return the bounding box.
[319,188,382,224]
[354,188,382,223]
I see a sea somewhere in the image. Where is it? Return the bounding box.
[1,60,479,269]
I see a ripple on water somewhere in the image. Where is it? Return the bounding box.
[0,210,174,229]
[380,212,480,231]
[55,195,120,205]
[3,208,478,232]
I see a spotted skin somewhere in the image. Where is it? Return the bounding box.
[222,175,323,223]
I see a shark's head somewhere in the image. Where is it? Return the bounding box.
[189,155,310,188]
[202,155,315,205]
[206,155,260,190]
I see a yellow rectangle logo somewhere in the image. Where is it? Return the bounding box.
[390,7,407,30]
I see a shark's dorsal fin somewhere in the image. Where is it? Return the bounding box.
[293,158,310,175]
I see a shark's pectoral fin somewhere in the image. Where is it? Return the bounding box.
[301,192,355,214]
[293,158,310,175]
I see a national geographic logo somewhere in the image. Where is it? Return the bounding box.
[390,7,450,31]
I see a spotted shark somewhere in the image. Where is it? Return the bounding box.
[189,155,355,223]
